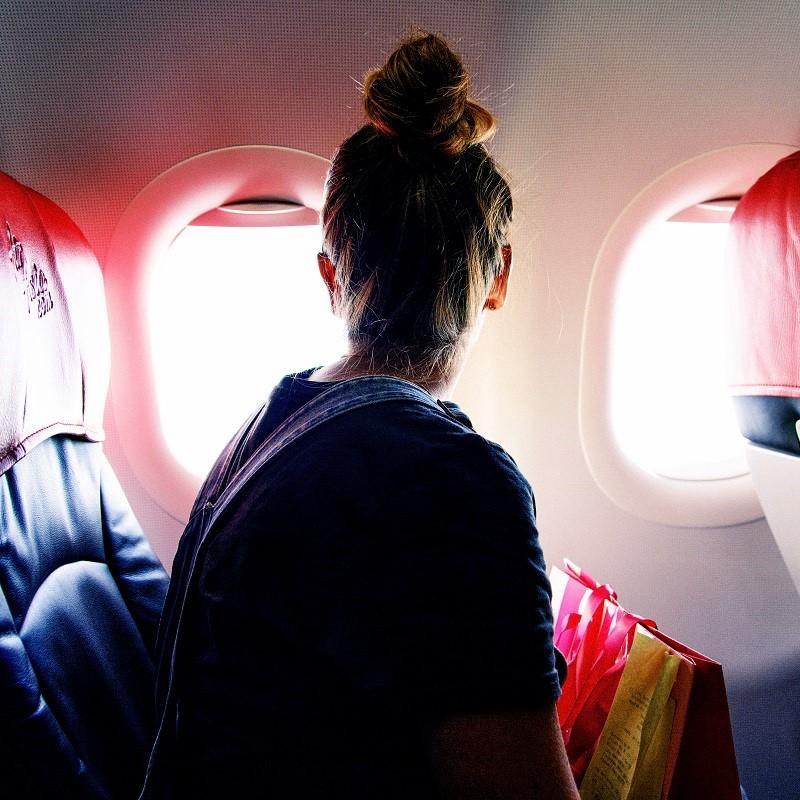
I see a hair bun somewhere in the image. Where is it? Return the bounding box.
[363,32,496,156]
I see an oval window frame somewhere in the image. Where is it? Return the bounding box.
[105,145,330,522]
[579,142,797,528]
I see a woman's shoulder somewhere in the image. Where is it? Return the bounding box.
[324,395,535,505]
[275,372,527,490]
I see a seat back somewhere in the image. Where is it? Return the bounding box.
[0,172,169,798]
[727,151,800,595]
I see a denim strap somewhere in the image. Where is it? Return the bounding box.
[139,375,443,799]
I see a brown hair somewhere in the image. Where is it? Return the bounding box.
[322,31,512,383]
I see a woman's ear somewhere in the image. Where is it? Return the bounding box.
[317,252,339,314]
[484,244,512,311]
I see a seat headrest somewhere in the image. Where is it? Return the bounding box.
[0,172,109,476]
[728,151,800,400]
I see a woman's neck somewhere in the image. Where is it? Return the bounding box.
[307,352,464,400]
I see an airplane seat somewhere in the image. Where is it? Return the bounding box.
[0,171,169,798]
[728,150,800,595]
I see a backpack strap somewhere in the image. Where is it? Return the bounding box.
[139,375,443,798]
[208,375,442,528]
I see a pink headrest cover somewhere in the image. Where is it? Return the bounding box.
[0,172,109,475]
[728,151,800,398]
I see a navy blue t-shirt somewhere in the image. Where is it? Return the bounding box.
[172,369,563,798]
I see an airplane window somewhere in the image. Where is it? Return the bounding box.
[578,143,795,527]
[148,222,347,477]
[105,145,333,521]
[610,218,747,481]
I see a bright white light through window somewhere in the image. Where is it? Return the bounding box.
[610,220,747,481]
[148,224,348,478]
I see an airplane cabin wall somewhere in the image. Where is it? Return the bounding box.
[3,2,800,797]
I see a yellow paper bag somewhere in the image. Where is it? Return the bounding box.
[580,627,680,800]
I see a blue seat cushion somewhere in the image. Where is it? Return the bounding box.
[1,436,168,798]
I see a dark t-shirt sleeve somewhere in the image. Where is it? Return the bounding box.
[322,430,563,717]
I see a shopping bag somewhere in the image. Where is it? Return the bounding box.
[650,629,741,800]
[551,561,656,782]
[579,626,685,800]
[551,561,741,799]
